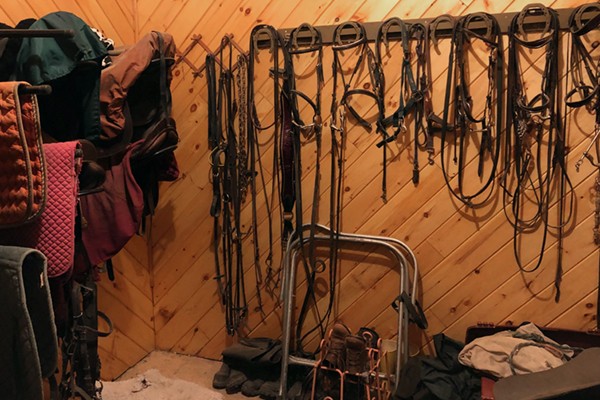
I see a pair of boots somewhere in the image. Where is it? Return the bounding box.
[323,323,378,374]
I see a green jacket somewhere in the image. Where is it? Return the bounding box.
[14,12,107,141]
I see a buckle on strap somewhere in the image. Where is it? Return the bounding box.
[283,211,294,221]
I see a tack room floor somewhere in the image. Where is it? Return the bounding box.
[103,351,247,400]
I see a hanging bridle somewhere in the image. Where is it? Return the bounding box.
[440,12,504,208]
[209,36,250,334]
[248,25,285,297]
[375,18,427,186]
[283,23,330,356]
[503,4,574,301]
[424,15,457,165]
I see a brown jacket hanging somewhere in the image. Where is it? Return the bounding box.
[99,31,176,148]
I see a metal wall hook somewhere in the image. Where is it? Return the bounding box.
[18,84,52,96]
[0,28,74,38]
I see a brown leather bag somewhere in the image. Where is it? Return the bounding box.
[0,82,46,228]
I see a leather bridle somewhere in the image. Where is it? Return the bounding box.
[424,15,457,164]
[375,18,428,187]
[331,22,387,199]
[283,23,330,356]
[440,12,504,208]
[503,4,574,301]
[248,25,285,298]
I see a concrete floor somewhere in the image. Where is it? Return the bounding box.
[117,351,247,399]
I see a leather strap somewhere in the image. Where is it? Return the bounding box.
[391,291,428,330]
[59,274,112,400]
[206,54,218,150]
[249,25,283,297]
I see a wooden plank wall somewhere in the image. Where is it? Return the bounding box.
[144,0,600,362]
[20,0,597,380]
[1,1,153,380]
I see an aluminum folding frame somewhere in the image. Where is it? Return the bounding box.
[277,224,420,399]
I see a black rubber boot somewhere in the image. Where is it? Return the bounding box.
[212,363,230,389]
[225,368,248,394]
[258,380,280,399]
[241,378,265,397]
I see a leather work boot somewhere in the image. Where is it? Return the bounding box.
[358,327,380,349]
[323,322,351,370]
[345,334,368,374]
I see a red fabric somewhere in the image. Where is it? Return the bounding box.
[0,141,80,277]
[80,141,144,266]
[481,377,496,400]
[0,82,46,227]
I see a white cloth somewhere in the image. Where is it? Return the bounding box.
[458,323,575,378]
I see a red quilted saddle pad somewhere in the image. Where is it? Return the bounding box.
[0,141,80,278]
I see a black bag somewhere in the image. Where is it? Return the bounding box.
[129,31,179,227]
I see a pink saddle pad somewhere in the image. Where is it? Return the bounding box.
[0,141,81,278]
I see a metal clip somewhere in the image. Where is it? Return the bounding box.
[576,125,600,171]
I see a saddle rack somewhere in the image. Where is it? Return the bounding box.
[278,224,422,399]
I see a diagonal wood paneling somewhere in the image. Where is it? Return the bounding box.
[13,0,596,381]
[145,0,600,362]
